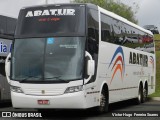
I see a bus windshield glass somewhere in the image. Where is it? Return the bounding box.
[11,37,85,82]
[15,5,86,37]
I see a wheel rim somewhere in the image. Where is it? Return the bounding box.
[143,88,147,101]
[138,87,142,103]
[138,89,141,102]
[99,93,106,112]
[138,92,141,102]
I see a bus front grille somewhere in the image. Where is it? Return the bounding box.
[23,88,64,96]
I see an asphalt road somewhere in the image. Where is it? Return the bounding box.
[0,99,160,119]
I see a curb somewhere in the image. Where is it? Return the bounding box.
[148,97,160,101]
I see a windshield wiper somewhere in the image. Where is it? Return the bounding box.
[45,76,61,80]
[45,76,69,83]
[19,76,41,83]
[19,76,69,83]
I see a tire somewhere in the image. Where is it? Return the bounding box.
[0,89,1,100]
[142,85,148,103]
[96,89,109,113]
[135,85,143,104]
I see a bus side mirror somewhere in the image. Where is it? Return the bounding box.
[5,53,11,83]
[84,51,95,84]
[87,60,95,76]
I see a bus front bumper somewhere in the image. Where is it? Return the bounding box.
[11,91,87,109]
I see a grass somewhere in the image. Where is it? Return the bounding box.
[154,34,160,41]
[150,51,160,97]
[155,38,160,51]
[150,40,160,97]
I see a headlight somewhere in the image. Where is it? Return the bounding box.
[64,85,83,93]
[10,85,23,93]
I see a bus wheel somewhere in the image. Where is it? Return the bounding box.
[135,84,143,104]
[96,89,108,113]
[0,90,1,100]
[142,85,148,102]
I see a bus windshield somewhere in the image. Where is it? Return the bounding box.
[15,5,86,37]
[11,37,85,82]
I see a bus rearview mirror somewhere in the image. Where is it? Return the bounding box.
[5,53,11,83]
[87,60,95,76]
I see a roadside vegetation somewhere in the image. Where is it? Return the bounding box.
[150,37,160,97]
[73,0,138,24]
[154,34,160,41]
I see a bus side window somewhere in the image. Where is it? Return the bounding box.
[86,9,99,83]
[0,16,7,34]
[100,13,111,42]
[87,9,99,56]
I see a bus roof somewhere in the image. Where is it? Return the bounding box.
[20,3,152,36]
[98,6,153,36]
[21,3,97,10]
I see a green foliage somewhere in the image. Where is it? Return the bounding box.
[154,34,160,41]
[150,49,160,97]
[155,40,160,51]
[155,51,160,96]
[148,35,160,97]
[73,0,138,24]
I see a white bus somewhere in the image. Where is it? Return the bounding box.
[0,14,16,100]
[5,4,155,113]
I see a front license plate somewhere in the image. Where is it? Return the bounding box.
[38,100,50,105]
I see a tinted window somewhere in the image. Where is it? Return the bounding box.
[0,15,17,36]
[45,37,85,80]
[100,13,155,54]
[6,17,17,35]
[100,14,111,42]
[16,5,86,37]
[11,37,86,82]
[87,9,99,83]
[11,38,45,80]
[0,16,7,34]
[87,9,99,54]
[88,9,99,42]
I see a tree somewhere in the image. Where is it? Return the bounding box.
[73,0,138,24]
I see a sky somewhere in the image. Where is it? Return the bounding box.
[0,0,160,31]
[118,0,160,31]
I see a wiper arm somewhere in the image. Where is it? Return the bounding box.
[45,76,69,83]
[45,76,61,80]
[19,76,41,83]
[19,76,69,83]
